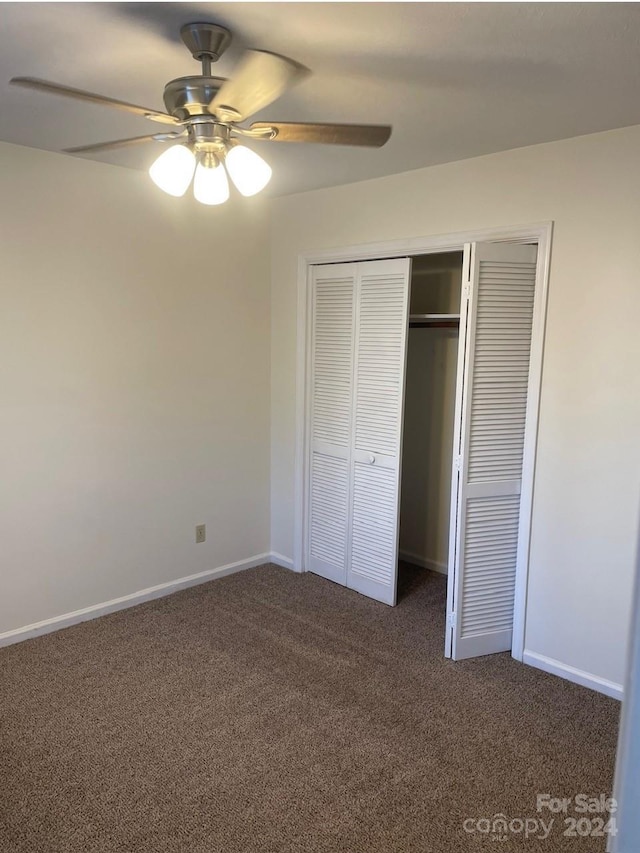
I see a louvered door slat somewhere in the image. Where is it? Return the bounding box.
[307,265,356,585]
[347,258,411,605]
[452,242,538,659]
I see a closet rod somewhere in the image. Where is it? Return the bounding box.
[409,313,460,329]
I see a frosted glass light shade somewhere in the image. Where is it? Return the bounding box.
[225,145,272,197]
[149,145,196,197]
[193,161,230,206]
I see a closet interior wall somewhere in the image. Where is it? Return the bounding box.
[399,252,463,575]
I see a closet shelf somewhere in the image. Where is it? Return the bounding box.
[409,313,460,328]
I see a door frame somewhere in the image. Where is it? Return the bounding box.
[294,221,553,662]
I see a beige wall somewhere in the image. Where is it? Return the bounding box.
[0,141,271,635]
[270,125,640,690]
[399,254,462,572]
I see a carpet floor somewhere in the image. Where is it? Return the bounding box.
[0,563,620,852]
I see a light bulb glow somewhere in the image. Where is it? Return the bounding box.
[149,145,196,197]
[225,145,272,197]
[193,160,230,206]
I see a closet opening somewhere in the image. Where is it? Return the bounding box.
[299,225,550,663]
[398,252,463,614]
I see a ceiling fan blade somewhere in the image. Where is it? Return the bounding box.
[249,122,392,147]
[63,132,185,155]
[10,77,179,125]
[210,51,308,122]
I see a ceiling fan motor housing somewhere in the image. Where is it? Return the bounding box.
[163,76,225,120]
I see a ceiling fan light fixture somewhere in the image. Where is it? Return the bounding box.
[193,153,230,206]
[225,144,272,197]
[13,23,394,210]
[149,144,196,197]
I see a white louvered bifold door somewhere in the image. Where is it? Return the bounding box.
[347,258,412,605]
[307,264,357,585]
[451,242,538,659]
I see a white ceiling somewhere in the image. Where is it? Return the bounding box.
[2,2,640,196]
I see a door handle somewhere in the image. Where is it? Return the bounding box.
[369,454,376,464]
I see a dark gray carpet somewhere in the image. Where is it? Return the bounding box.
[0,563,620,852]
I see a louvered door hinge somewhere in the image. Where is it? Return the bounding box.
[447,611,457,629]
[454,454,462,473]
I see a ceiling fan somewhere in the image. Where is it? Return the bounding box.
[10,22,392,205]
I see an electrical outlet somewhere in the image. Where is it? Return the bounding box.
[195,524,206,544]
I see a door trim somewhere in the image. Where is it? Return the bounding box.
[294,222,553,663]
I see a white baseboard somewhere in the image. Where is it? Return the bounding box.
[523,650,623,701]
[269,551,295,571]
[399,550,448,576]
[0,553,272,649]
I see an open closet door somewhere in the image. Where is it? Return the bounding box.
[450,242,538,659]
[347,258,411,605]
[307,264,356,585]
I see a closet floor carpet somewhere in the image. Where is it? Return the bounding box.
[0,563,620,852]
